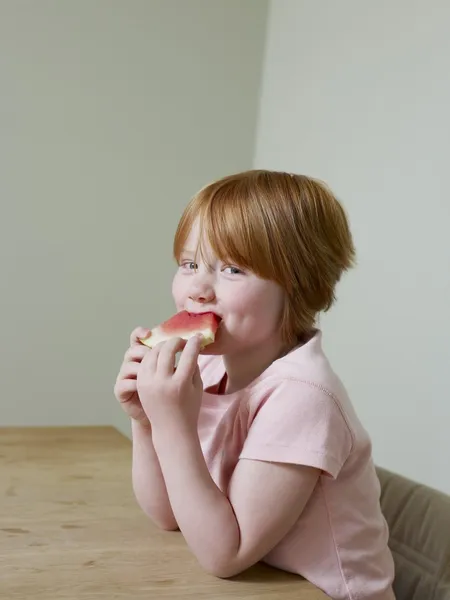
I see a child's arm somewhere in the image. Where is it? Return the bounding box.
[152,421,319,577]
[136,336,342,577]
[113,327,178,531]
[131,419,178,531]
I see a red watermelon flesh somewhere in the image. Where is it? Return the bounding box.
[139,311,221,349]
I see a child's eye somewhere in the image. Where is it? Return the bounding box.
[181,261,198,271]
[223,265,243,275]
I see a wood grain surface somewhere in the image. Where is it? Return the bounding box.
[0,426,328,599]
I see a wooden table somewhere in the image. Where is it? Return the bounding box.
[0,426,328,599]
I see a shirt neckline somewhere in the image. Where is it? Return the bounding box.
[202,329,321,398]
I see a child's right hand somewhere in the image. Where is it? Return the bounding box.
[114,327,151,425]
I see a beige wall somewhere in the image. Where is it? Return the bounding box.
[6,0,445,495]
[0,0,268,436]
[256,0,450,493]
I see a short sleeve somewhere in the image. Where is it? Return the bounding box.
[239,380,353,479]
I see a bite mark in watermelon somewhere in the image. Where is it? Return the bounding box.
[139,311,221,349]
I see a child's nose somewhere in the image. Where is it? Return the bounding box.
[189,279,215,304]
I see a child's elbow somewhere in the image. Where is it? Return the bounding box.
[200,556,246,580]
[138,504,178,532]
[151,514,179,532]
[159,522,179,532]
[206,566,239,580]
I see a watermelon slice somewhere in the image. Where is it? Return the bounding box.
[139,311,221,349]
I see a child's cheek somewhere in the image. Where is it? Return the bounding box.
[171,274,186,308]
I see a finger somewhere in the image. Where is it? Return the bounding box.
[114,378,137,402]
[140,342,162,373]
[130,327,151,347]
[157,337,185,376]
[124,344,149,363]
[175,335,202,381]
[193,365,203,389]
[118,362,140,380]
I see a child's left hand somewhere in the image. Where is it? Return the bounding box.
[136,335,204,432]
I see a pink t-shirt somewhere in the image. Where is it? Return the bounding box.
[197,330,396,600]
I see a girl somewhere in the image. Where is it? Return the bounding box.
[114,170,396,600]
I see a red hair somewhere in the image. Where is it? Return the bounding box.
[174,170,356,344]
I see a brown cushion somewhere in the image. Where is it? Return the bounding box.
[376,466,450,600]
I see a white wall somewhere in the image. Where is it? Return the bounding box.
[255,0,450,493]
[0,0,268,437]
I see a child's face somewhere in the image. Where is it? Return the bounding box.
[172,220,285,356]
